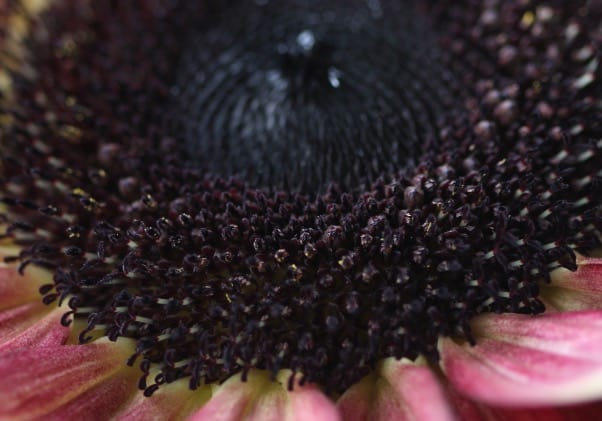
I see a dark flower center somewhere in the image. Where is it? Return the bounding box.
[174,0,456,192]
[0,0,600,396]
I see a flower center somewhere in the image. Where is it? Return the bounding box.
[174,0,456,192]
[0,0,600,397]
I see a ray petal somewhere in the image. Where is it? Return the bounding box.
[0,261,53,311]
[189,370,341,421]
[337,358,455,421]
[440,311,602,406]
[0,339,139,420]
[0,302,69,351]
[541,256,602,311]
[446,385,602,421]
[115,379,214,421]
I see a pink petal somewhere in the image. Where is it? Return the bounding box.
[0,262,51,311]
[337,358,455,421]
[41,366,138,421]
[491,402,602,421]
[189,370,341,421]
[447,386,602,421]
[287,380,340,421]
[440,311,602,406]
[115,379,213,421]
[541,255,602,311]
[0,302,70,351]
[0,339,139,419]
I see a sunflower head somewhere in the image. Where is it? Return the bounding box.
[0,0,601,414]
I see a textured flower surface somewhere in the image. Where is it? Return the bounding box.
[0,0,601,420]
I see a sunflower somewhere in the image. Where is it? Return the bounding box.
[1,0,601,419]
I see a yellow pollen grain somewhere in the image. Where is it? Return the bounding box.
[521,11,535,28]
[58,124,84,142]
[65,96,77,107]
[71,187,88,197]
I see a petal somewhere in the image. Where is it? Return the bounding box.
[446,386,602,421]
[337,358,455,421]
[41,365,138,421]
[0,261,53,311]
[541,255,602,311]
[491,401,602,421]
[440,311,602,406]
[0,338,139,420]
[0,302,70,351]
[115,378,213,421]
[189,370,341,421]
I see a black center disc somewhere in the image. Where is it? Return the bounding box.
[174,0,459,192]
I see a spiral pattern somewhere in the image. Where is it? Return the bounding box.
[174,0,463,192]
